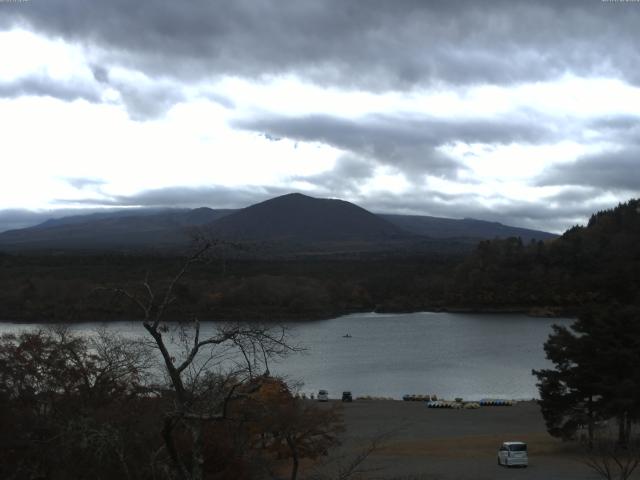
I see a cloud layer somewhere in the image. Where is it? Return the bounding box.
[1,0,640,233]
[3,0,640,88]
[235,112,557,179]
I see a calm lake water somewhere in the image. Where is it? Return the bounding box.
[0,312,571,401]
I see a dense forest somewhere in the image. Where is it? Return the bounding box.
[0,199,638,322]
[450,199,640,314]
[0,251,457,322]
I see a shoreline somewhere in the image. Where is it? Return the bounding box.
[0,305,576,324]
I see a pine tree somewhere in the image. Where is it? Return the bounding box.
[534,304,640,447]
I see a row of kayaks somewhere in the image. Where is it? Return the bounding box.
[402,394,515,407]
[427,401,480,409]
[427,399,513,408]
[355,395,395,401]
[479,399,514,406]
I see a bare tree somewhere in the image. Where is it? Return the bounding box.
[306,431,396,480]
[581,433,640,480]
[111,244,299,480]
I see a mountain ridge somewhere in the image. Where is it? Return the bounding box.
[380,213,556,243]
[0,193,556,253]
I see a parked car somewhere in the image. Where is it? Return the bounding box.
[317,389,329,401]
[498,441,528,467]
[342,391,353,402]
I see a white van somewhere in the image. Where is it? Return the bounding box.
[317,389,329,401]
[498,441,528,467]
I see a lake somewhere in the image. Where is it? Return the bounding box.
[0,311,571,401]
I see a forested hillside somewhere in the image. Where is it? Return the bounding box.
[0,252,457,322]
[448,199,640,313]
[0,200,637,322]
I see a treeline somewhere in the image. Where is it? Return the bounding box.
[0,252,459,322]
[1,199,639,322]
[449,199,640,313]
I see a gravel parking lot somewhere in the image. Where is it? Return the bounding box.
[310,400,608,480]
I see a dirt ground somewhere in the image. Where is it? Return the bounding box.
[306,400,616,480]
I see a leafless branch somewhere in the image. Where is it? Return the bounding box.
[581,435,640,480]
[150,243,211,330]
[307,431,396,480]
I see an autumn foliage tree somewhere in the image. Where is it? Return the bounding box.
[240,377,344,480]
[0,328,156,480]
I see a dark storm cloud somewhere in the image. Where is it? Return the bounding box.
[235,113,555,178]
[543,187,602,207]
[2,0,639,90]
[587,115,640,145]
[0,75,100,103]
[536,148,640,191]
[541,118,640,196]
[53,185,294,209]
[238,113,554,146]
[0,68,188,120]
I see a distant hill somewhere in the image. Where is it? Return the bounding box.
[380,214,556,243]
[207,193,406,242]
[0,193,556,253]
[0,208,233,252]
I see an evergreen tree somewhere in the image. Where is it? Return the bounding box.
[534,304,640,447]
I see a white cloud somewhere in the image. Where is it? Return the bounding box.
[0,93,341,208]
[359,167,410,196]
[2,19,640,232]
[213,75,640,121]
[0,29,90,81]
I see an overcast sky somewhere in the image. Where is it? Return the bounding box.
[1,0,639,233]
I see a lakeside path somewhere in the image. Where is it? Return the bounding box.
[310,400,608,480]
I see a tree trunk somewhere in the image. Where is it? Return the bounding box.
[286,435,299,480]
[163,417,190,480]
[190,420,204,480]
[587,395,594,450]
[618,412,630,448]
[618,415,625,446]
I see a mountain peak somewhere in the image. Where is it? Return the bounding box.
[278,192,309,199]
[255,192,316,205]
[207,193,405,242]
